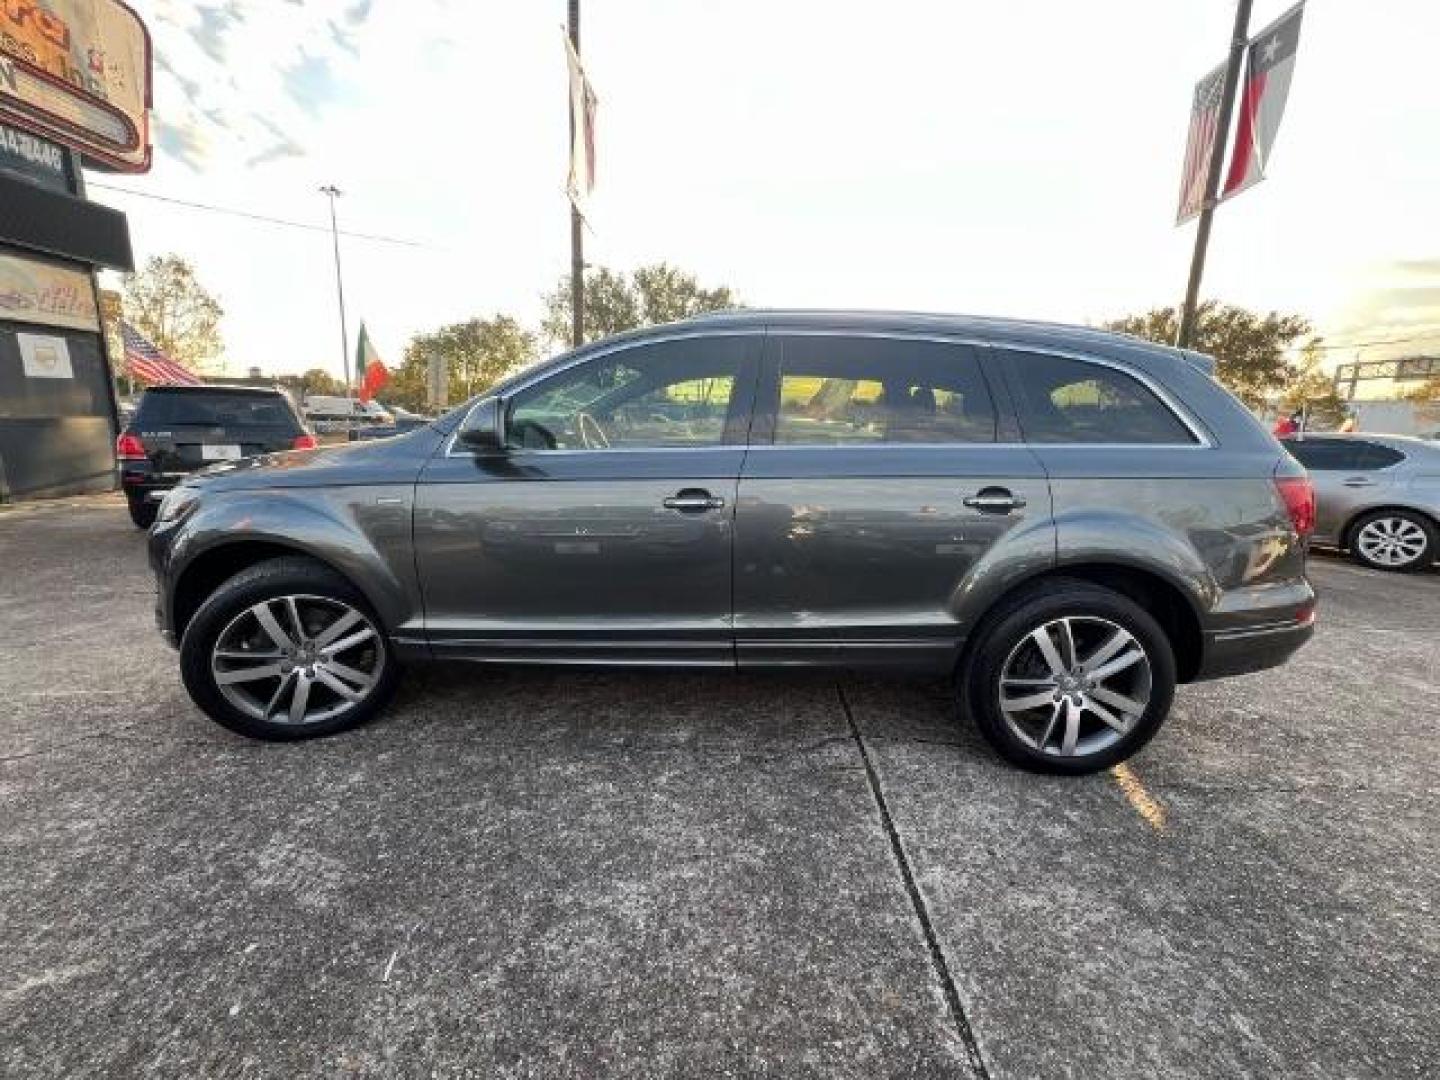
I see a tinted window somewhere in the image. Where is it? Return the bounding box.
[1286,439,1404,471]
[507,336,747,450]
[771,336,996,445]
[1006,352,1196,445]
[134,390,301,429]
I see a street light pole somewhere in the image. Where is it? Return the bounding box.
[567,0,585,349]
[1176,0,1254,349]
[319,185,352,411]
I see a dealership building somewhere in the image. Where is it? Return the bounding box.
[1,1,149,501]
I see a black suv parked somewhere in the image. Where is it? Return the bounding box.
[118,385,316,528]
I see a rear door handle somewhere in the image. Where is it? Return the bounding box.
[663,488,726,513]
[963,487,1027,514]
[1342,477,1376,487]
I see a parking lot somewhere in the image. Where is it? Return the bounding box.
[1,494,1436,1079]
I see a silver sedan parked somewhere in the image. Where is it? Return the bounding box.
[1283,433,1440,571]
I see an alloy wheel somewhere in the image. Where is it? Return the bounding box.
[998,615,1153,758]
[210,594,384,726]
[1355,516,1428,568]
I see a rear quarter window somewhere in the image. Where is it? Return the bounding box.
[1003,351,1197,445]
[135,391,302,429]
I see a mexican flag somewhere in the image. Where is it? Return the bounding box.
[355,322,389,402]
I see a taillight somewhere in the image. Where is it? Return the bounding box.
[292,434,319,450]
[116,432,147,460]
[1274,475,1315,538]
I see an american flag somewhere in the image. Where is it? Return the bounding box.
[1176,63,1227,225]
[121,322,203,385]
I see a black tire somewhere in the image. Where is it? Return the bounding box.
[962,580,1176,775]
[1346,509,1437,573]
[179,556,400,741]
[127,496,156,529]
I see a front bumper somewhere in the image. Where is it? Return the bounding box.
[147,518,183,648]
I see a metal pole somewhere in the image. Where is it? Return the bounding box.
[568,0,585,348]
[1176,0,1253,349]
[319,185,352,414]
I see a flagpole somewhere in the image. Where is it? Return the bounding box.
[568,0,585,348]
[1175,0,1253,349]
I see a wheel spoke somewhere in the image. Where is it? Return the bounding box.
[214,649,284,661]
[1060,699,1082,755]
[322,658,375,690]
[1057,618,1078,670]
[314,609,364,649]
[1089,647,1145,682]
[1080,628,1131,674]
[251,602,296,651]
[1086,697,1130,734]
[1036,702,1062,750]
[262,671,295,720]
[216,661,287,685]
[1002,689,1059,713]
[314,666,364,702]
[1030,626,1068,678]
[1090,685,1146,718]
[287,672,312,724]
[322,626,376,656]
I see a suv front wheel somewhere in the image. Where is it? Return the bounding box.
[964,581,1176,775]
[179,557,399,740]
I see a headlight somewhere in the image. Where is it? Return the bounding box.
[156,486,201,524]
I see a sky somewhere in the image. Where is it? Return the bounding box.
[88,0,1440,379]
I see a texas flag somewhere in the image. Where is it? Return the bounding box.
[1222,2,1306,200]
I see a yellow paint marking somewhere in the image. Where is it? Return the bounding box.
[1109,762,1168,833]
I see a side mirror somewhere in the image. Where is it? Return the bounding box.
[456,396,507,452]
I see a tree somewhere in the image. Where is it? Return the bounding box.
[541,262,739,346]
[1277,340,1349,430]
[387,315,538,412]
[274,368,346,401]
[1105,301,1311,409]
[122,255,225,373]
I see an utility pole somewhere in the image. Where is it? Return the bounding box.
[568,0,585,348]
[319,185,352,415]
[1176,0,1253,349]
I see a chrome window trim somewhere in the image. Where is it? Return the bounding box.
[445,325,1215,457]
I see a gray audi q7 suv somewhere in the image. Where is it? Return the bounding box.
[148,311,1316,774]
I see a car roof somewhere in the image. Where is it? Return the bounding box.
[142,383,286,395]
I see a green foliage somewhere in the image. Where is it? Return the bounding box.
[274,368,346,399]
[1278,341,1349,430]
[542,262,739,346]
[122,255,225,374]
[1105,301,1312,409]
[387,316,538,412]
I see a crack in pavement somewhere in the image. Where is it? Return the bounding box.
[837,683,991,1079]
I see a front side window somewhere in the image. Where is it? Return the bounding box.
[507,336,747,450]
[1005,352,1197,445]
[771,336,997,445]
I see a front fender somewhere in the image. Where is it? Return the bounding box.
[164,484,418,633]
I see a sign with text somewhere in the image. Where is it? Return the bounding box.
[18,331,73,377]
[0,0,152,173]
[0,116,67,189]
[0,252,100,331]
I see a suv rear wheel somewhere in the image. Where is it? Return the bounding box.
[964,581,1176,775]
[179,557,399,740]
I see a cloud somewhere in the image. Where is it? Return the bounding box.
[245,139,306,168]
[154,116,210,170]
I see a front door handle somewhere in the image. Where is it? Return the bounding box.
[663,488,726,513]
[963,487,1027,514]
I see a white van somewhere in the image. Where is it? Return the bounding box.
[302,396,393,429]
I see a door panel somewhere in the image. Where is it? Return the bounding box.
[734,334,1052,671]
[413,333,759,665]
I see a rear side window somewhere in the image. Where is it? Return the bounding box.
[1005,352,1197,445]
[1286,439,1405,471]
[771,336,997,445]
[135,391,302,429]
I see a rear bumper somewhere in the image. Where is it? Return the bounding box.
[1194,616,1315,681]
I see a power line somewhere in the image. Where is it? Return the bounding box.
[87,182,438,249]
[1307,332,1440,351]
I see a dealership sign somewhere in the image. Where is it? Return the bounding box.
[0,252,100,331]
[0,0,152,173]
